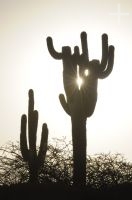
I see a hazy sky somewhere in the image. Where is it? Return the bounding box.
[0,0,132,161]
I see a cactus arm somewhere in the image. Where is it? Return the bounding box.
[81,32,89,60]
[38,123,48,166]
[73,46,82,75]
[46,37,62,59]
[28,89,34,112]
[20,114,29,161]
[73,46,80,62]
[98,45,114,79]
[77,32,89,77]
[31,110,38,155]
[28,89,34,150]
[74,46,80,55]
[28,90,38,155]
[100,34,109,71]
[59,94,71,115]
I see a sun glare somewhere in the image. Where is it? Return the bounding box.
[76,65,83,90]
[76,66,89,89]
[84,69,89,76]
[77,76,83,90]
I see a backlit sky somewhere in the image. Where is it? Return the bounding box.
[0,0,132,161]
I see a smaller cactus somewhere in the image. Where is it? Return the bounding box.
[20,89,48,183]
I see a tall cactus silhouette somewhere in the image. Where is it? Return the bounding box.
[20,89,48,183]
[47,31,114,187]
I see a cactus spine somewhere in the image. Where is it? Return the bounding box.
[20,89,48,183]
[47,31,114,187]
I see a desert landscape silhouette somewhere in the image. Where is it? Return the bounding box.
[0,31,132,200]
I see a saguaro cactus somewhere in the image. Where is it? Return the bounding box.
[47,32,114,187]
[20,89,48,183]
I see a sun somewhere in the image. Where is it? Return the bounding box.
[76,76,83,90]
[84,69,89,76]
[76,65,89,90]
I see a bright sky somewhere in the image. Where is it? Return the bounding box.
[0,0,132,161]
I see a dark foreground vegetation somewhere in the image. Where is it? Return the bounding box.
[0,139,132,199]
[0,182,132,200]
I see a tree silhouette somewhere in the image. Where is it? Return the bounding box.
[20,89,48,183]
[46,31,115,186]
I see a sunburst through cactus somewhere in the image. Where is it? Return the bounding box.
[76,65,89,90]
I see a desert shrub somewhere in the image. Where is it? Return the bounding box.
[0,141,29,185]
[0,138,73,185]
[38,137,73,185]
[0,138,132,188]
[87,153,132,188]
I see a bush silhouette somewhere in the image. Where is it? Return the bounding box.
[0,139,132,188]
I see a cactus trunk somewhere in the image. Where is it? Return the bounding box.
[71,115,87,187]
[29,163,38,183]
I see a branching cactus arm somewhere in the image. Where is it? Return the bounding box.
[46,37,62,59]
[38,123,48,166]
[100,34,109,70]
[80,32,89,67]
[98,45,114,79]
[59,94,71,116]
[28,89,38,156]
[81,32,89,59]
[20,114,28,161]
